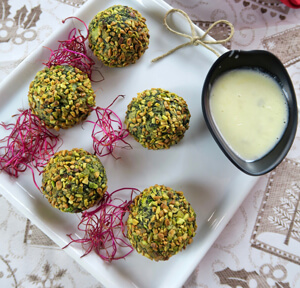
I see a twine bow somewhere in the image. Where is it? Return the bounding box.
[152,9,234,62]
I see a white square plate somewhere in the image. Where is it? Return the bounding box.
[0,0,258,287]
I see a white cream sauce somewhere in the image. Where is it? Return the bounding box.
[210,69,288,161]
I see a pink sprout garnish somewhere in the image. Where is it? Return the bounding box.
[43,17,97,80]
[87,95,131,159]
[65,187,139,262]
[0,109,62,190]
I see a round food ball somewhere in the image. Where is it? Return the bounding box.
[41,148,107,213]
[28,65,96,131]
[88,5,150,67]
[125,88,191,150]
[127,184,197,261]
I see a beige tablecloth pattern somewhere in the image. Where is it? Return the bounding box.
[0,0,300,287]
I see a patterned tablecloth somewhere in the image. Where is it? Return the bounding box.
[0,0,299,287]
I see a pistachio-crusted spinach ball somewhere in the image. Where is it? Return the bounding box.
[127,184,197,261]
[28,65,96,131]
[88,5,150,67]
[125,88,191,150]
[41,148,107,213]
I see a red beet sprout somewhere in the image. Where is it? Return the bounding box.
[0,109,62,190]
[43,17,97,80]
[65,187,139,262]
[87,95,132,159]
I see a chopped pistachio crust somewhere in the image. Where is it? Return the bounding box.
[41,148,107,213]
[88,5,150,67]
[28,65,96,131]
[125,88,191,150]
[127,184,197,261]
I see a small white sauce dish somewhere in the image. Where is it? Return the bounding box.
[202,50,298,176]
